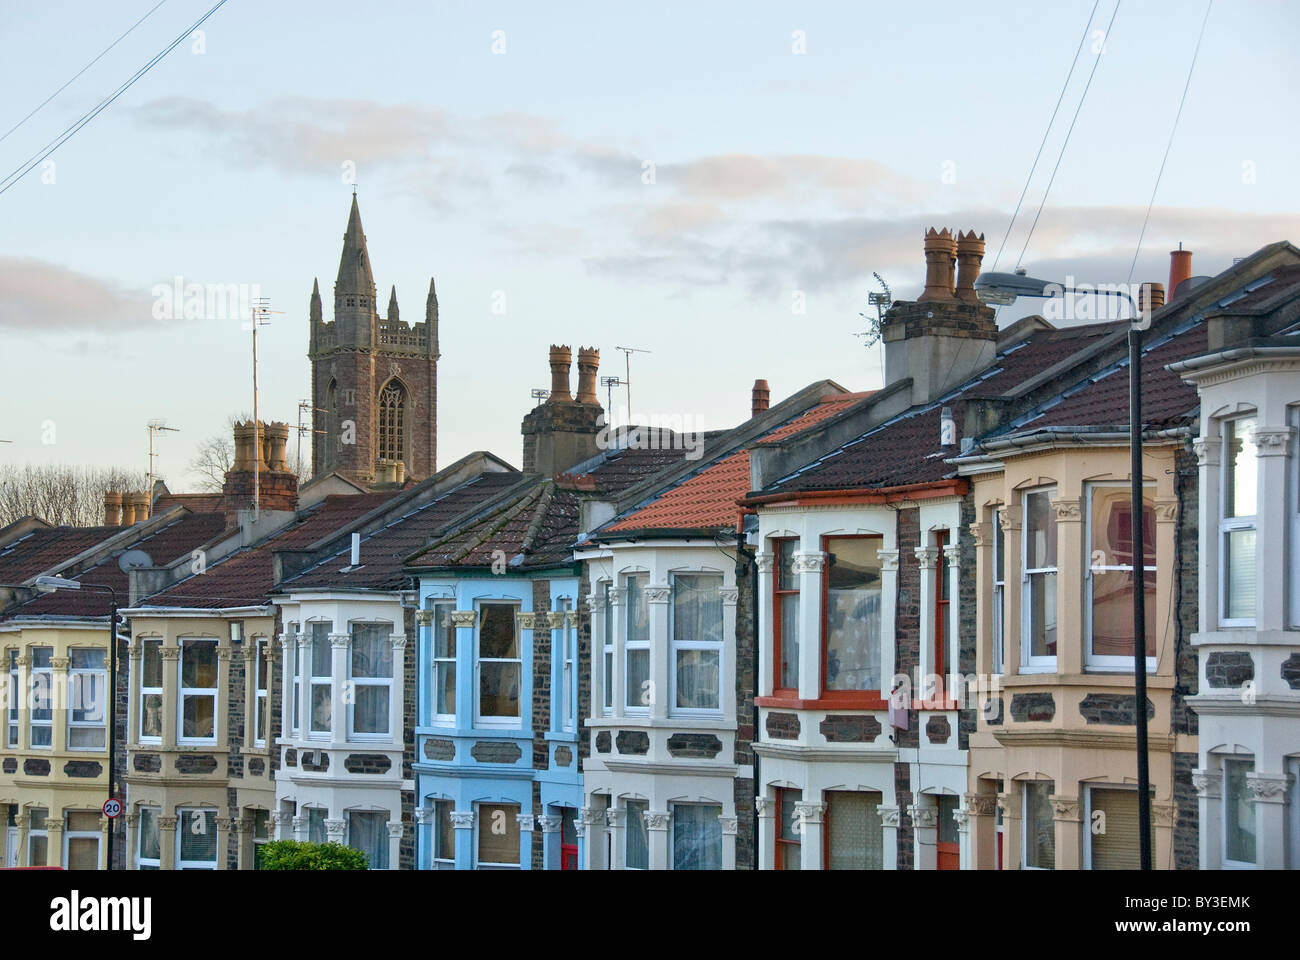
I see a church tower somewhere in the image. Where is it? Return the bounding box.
[309,194,440,485]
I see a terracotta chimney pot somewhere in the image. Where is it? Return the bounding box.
[547,345,572,403]
[752,379,770,417]
[954,230,986,304]
[576,347,600,405]
[1168,246,1193,300]
[918,228,958,302]
[103,491,122,527]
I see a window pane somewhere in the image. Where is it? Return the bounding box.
[141,694,163,739]
[67,811,99,832]
[29,835,48,867]
[1026,491,1057,568]
[779,594,799,689]
[256,642,268,691]
[69,726,106,749]
[824,538,882,691]
[625,800,648,869]
[625,649,649,708]
[433,605,456,659]
[936,795,959,846]
[672,804,721,870]
[827,791,883,870]
[350,625,392,678]
[71,673,105,724]
[180,640,217,688]
[31,648,51,669]
[1024,782,1055,869]
[1224,418,1258,518]
[675,649,720,710]
[311,624,333,676]
[434,802,455,862]
[1224,529,1257,620]
[1091,570,1156,657]
[479,604,518,659]
[308,809,326,844]
[776,788,801,870]
[1089,788,1153,870]
[625,575,649,643]
[436,662,455,716]
[311,685,332,732]
[348,811,389,869]
[252,809,270,840]
[777,540,798,590]
[479,662,520,718]
[673,575,722,644]
[353,685,389,734]
[603,650,613,710]
[67,837,99,871]
[993,511,1005,583]
[1091,487,1156,568]
[179,810,217,864]
[778,789,801,841]
[69,649,105,670]
[602,583,613,648]
[1027,572,1057,658]
[139,809,160,861]
[142,639,162,688]
[1224,759,1256,863]
[182,695,215,739]
[477,804,520,866]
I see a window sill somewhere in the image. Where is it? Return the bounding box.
[755,695,888,711]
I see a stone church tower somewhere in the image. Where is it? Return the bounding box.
[309,194,439,485]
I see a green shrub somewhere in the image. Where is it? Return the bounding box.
[257,840,369,870]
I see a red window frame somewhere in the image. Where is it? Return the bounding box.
[819,534,885,705]
[774,787,801,869]
[772,538,799,697]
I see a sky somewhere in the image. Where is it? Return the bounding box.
[1,0,1298,489]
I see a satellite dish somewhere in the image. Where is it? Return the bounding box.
[118,549,153,573]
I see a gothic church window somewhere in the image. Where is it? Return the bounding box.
[377,379,406,463]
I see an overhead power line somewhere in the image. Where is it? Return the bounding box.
[0,0,228,198]
[0,0,169,147]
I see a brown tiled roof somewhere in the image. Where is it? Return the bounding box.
[0,525,124,585]
[408,445,696,571]
[281,473,523,592]
[5,512,230,618]
[604,392,870,534]
[139,492,399,609]
[151,492,226,516]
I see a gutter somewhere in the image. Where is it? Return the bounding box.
[739,477,964,509]
[119,604,274,617]
[1166,344,1300,375]
[950,425,1193,468]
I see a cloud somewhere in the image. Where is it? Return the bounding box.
[0,258,151,331]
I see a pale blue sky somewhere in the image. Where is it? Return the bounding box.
[2,0,1297,487]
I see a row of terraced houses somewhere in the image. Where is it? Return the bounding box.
[2,198,1298,870]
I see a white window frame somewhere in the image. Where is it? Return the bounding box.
[177,637,219,745]
[992,508,1005,675]
[308,621,333,740]
[474,600,522,728]
[554,597,576,732]
[668,572,724,716]
[67,647,107,751]
[1020,488,1058,673]
[1221,756,1256,869]
[6,649,18,748]
[62,811,101,870]
[252,638,268,748]
[623,574,650,714]
[28,647,53,749]
[138,638,164,744]
[176,807,218,870]
[347,621,393,740]
[428,600,456,725]
[601,581,614,715]
[1219,415,1258,628]
[286,624,301,737]
[136,805,161,869]
[1084,483,1159,672]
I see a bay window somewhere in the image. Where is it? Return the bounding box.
[139,638,163,742]
[348,622,392,738]
[624,799,648,869]
[253,639,268,747]
[1022,781,1055,869]
[1086,484,1156,668]
[826,790,884,870]
[992,508,1005,674]
[670,573,723,712]
[177,808,217,870]
[601,582,613,714]
[774,787,801,870]
[1223,757,1256,866]
[309,622,332,736]
[430,601,456,723]
[477,602,521,723]
[347,810,389,869]
[1022,489,1058,669]
[671,803,721,870]
[624,574,649,710]
[64,811,101,870]
[137,806,160,869]
[1220,417,1257,625]
[773,539,799,693]
[178,638,218,743]
[822,536,883,695]
[68,648,107,750]
[28,647,52,747]
[476,802,521,869]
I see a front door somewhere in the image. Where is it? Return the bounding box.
[560,807,578,870]
[936,795,960,870]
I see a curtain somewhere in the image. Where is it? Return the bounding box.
[672,804,721,870]
[348,811,389,869]
[827,791,883,870]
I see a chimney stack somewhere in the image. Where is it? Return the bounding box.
[576,347,600,404]
[547,345,573,403]
[918,228,957,302]
[222,419,299,516]
[103,491,122,527]
[1168,244,1193,300]
[954,231,986,304]
[1139,281,1166,315]
[752,379,771,417]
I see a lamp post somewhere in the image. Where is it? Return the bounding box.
[973,272,1153,871]
[34,576,120,870]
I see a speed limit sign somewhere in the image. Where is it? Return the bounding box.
[102,798,122,819]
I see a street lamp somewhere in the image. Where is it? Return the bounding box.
[973,271,1153,871]
[34,576,120,870]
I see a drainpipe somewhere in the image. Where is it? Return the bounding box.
[733,518,759,869]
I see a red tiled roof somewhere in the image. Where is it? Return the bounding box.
[604,392,869,534]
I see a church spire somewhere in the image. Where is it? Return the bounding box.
[310,277,322,323]
[426,277,439,358]
[335,192,376,297]
[387,284,399,323]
